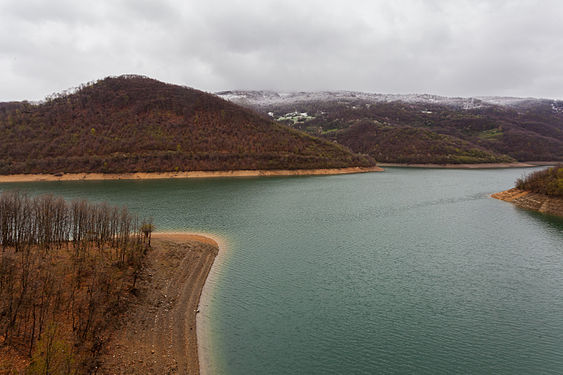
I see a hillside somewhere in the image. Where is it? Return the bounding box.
[0,76,374,175]
[218,91,563,164]
[330,121,514,164]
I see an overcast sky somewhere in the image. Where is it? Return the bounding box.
[1,0,563,101]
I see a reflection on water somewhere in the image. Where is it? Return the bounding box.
[516,207,563,232]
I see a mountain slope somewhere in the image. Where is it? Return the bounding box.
[218,91,563,163]
[0,76,374,174]
[332,121,514,164]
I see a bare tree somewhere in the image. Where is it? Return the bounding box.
[0,190,150,373]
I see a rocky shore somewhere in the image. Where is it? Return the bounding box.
[492,188,563,217]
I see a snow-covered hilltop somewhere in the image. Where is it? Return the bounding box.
[215,90,558,111]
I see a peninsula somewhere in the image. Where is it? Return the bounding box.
[492,165,563,217]
[0,190,221,374]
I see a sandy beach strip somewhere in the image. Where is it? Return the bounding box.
[0,166,383,183]
[99,231,224,375]
[377,162,554,169]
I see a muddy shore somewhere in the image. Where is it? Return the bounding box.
[99,232,221,375]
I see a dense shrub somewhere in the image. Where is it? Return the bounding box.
[515,165,563,196]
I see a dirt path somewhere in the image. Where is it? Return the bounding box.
[99,233,219,375]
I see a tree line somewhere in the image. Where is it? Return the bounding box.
[0,190,153,373]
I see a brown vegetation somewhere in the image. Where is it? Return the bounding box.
[247,98,563,163]
[515,164,563,196]
[0,75,374,175]
[493,165,563,217]
[0,191,151,373]
[331,121,514,164]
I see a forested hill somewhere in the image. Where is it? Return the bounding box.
[0,76,374,174]
[218,91,563,164]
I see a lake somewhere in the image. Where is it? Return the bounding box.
[2,167,562,374]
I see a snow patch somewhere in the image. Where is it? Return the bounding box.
[216,90,553,110]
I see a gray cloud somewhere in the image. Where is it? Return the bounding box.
[1,0,563,101]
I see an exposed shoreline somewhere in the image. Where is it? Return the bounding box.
[195,232,230,375]
[99,231,224,374]
[0,166,383,183]
[378,161,557,169]
[492,188,563,217]
[154,231,229,375]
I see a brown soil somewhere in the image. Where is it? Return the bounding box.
[492,188,563,217]
[98,233,219,375]
[0,345,30,373]
[0,166,382,183]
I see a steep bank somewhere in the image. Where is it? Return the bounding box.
[0,166,382,183]
[492,188,563,217]
[99,233,219,375]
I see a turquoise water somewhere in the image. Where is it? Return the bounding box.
[2,168,562,374]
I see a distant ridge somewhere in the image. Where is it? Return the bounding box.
[219,90,563,163]
[0,75,375,174]
[216,90,561,110]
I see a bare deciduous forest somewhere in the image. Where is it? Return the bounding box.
[247,99,563,164]
[0,75,374,175]
[332,122,515,164]
[0,191,152,373]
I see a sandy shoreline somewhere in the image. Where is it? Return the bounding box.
[193,232,230,375]
[99,231,225,374]
[378,161,557,169]
[152,231,229,375]
[0,166,382,183]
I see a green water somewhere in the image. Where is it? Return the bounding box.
[2,168,562,374]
